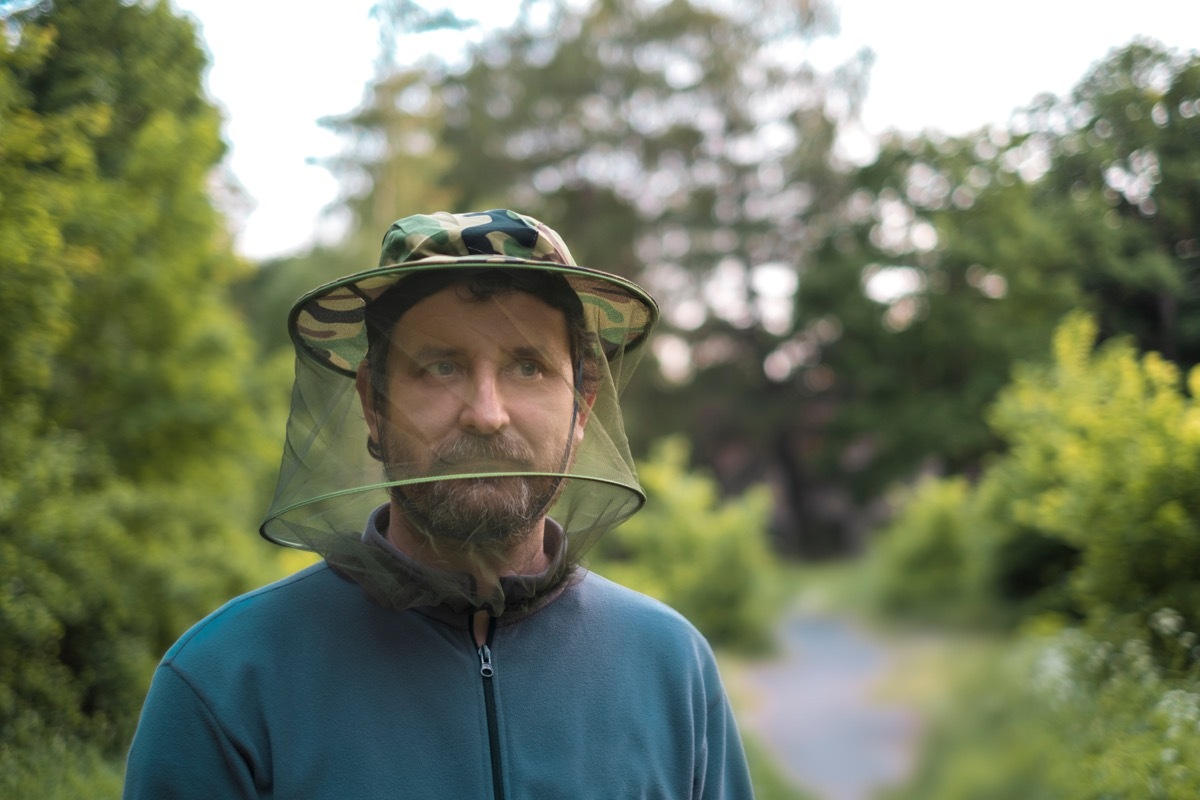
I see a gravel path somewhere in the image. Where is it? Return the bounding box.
[735,611,921,800]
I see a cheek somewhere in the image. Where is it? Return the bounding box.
[526,388,583,444]
[380,388,451,443]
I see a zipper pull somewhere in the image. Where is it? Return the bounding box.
[478,644,494,678]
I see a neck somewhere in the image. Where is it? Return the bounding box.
[384,503,551,586]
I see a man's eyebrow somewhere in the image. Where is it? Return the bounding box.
[510,344,557,360]
[405,344,464,362]
[401,343,566,363]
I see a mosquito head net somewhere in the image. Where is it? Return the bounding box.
[261,209,659,615]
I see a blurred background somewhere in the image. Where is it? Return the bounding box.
[2,1,1198,797]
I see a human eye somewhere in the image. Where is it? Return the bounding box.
[513,359,544,379]
[423,360,460,378]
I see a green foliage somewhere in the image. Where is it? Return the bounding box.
[795,40,1200,541]
[588,436,777,652]
[1,0,286,756]
[1,734,122,800]
[886,627,1200,800]
[867,311,1200,654]
[863,307,1200,798]
[982,312,1200,633]
[1030,40,1200,365]
[804,132,1084,503]
[863,477,975,624]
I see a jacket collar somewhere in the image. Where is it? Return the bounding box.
[326,504,574,627]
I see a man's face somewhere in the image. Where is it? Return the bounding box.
[359,285,585,551]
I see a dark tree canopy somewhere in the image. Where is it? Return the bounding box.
[267,3,1200,557]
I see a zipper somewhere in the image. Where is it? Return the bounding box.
[474,614,505,800]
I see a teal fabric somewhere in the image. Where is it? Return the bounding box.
[123,561,754,799]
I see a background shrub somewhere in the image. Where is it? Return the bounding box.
[588,436,777,653]
[982,312,1200,637]
[0,0,287,758]
[864,476,975,624]
[868,312,1200,650]
[886,624,1200,800]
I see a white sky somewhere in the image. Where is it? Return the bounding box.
[171,0,1199,261]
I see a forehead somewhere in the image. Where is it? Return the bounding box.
[390,286,571,356]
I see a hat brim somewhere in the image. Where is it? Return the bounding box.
[289,256,660,377]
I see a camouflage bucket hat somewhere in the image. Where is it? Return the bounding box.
[290,209,659,378]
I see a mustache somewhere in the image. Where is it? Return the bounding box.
[431,435,536,470]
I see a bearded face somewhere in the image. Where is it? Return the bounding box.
[359,285,586,559]
[379,428,567,551]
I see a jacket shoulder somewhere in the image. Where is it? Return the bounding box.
[163,562,353,666]
[572,570,710,644]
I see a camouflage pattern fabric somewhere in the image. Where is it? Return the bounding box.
[291,209,658,376]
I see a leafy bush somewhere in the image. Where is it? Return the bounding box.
[863,477,975,624]
[0,735,122,800]
[588,436,777,652]
[887,623,1200,800]
[0,0,286,757]
[868,312,1200,646]
[869,311,1200,796]
[983,312,1200,635]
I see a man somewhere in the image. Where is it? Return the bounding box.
[124,210,755,799]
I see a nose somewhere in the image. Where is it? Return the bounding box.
[459,369,509,434]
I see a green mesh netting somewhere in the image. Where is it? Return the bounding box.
[260,210,658,615]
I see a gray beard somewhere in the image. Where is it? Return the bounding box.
[382,433,564,552]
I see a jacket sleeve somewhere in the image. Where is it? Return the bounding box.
[698,688,756,799]
[123,664,261,800]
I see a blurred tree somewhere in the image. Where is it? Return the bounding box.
[1025,39,1200,365]
[310,6,1199,560]
[320,0,873,557]
[236,67,462,357]
[0,0,282,755]
[788,40,1199,543]
[796,128,1085,506]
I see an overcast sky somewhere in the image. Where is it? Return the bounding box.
[171,0,1200,260]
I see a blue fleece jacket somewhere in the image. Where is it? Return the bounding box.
[123,561,754,799]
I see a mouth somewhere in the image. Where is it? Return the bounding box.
[432,437,535,474]
[434,459,534,475]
